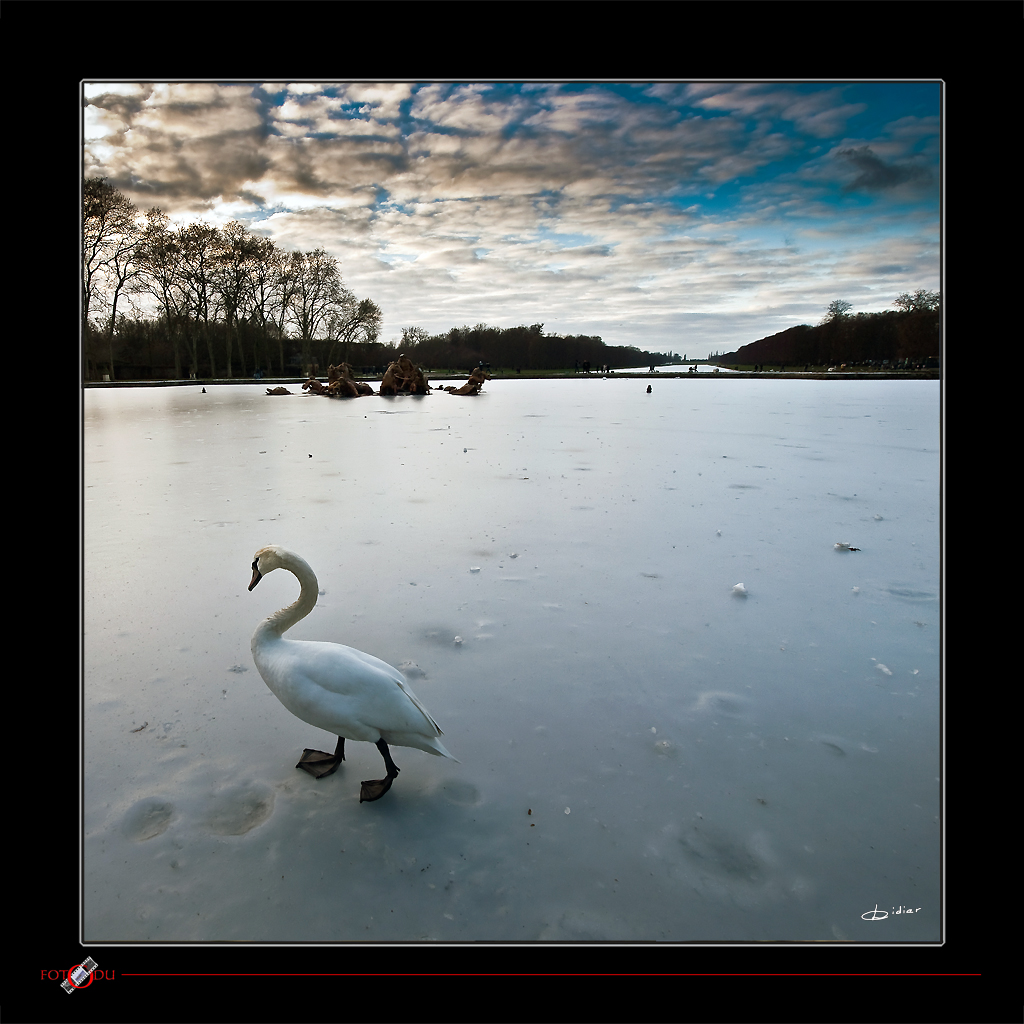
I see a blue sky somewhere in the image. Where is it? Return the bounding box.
[83,81,940,356]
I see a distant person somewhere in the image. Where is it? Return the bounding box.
[646,384,652,393]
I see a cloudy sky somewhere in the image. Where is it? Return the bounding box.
[83,81,940,357]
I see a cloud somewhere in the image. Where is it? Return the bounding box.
[835,146,932,192]
[81,81,940,355]
[675,83,866,138]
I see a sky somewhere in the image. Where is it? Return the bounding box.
[83,81,941,358]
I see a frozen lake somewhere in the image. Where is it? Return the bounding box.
[83,376,941,942]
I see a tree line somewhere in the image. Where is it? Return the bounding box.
[83,178,382,380]
[391,323,679,374]
[721,293,941,369]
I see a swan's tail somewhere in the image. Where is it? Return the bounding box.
[422,735,460,762]
[388,732,460,762]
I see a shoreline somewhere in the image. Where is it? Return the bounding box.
[83,370,940,388]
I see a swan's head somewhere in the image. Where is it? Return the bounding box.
[249,545,288,591]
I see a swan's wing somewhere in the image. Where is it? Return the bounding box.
[334,646,444,734]
[387,672,444,735]
[282,640,443,735]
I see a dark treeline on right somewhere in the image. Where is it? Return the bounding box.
[395,323,677,372]
[721,293,940,368]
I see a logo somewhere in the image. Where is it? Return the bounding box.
[60,958,99,994]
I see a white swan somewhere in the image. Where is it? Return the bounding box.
[249,545,457,802]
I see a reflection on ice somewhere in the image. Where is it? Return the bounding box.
[84,377,940,942]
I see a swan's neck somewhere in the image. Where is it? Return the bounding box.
[259,555,319,638]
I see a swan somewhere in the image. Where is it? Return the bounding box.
[248,545,457,802]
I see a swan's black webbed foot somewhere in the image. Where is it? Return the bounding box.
[297,751,340,778]
[296,736,345,779]
[359,739,400,803]
[359,774,397,802]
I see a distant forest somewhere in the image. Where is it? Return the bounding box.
[720,294,941,369]
[387,323,679,375]
[83,177,676,381]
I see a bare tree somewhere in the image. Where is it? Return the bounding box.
[287,249,345,372]
[325,298,382,368]
[271,248,301,373]
[176,223,222,377]
[245,235,288,374]
[102,223,147,379]
[136,208,189,378]
[821,299,853,324]
[83,178,143,377]
[893,290,940,313]
[213,221,262,377]
[401,326,430,346]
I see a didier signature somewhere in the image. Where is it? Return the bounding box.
[861,905,922,920]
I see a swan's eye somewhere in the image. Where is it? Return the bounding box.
[252,560,259,570]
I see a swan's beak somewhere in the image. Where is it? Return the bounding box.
[248,563,262,591]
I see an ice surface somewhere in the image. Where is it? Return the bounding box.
[83,377,940,942]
